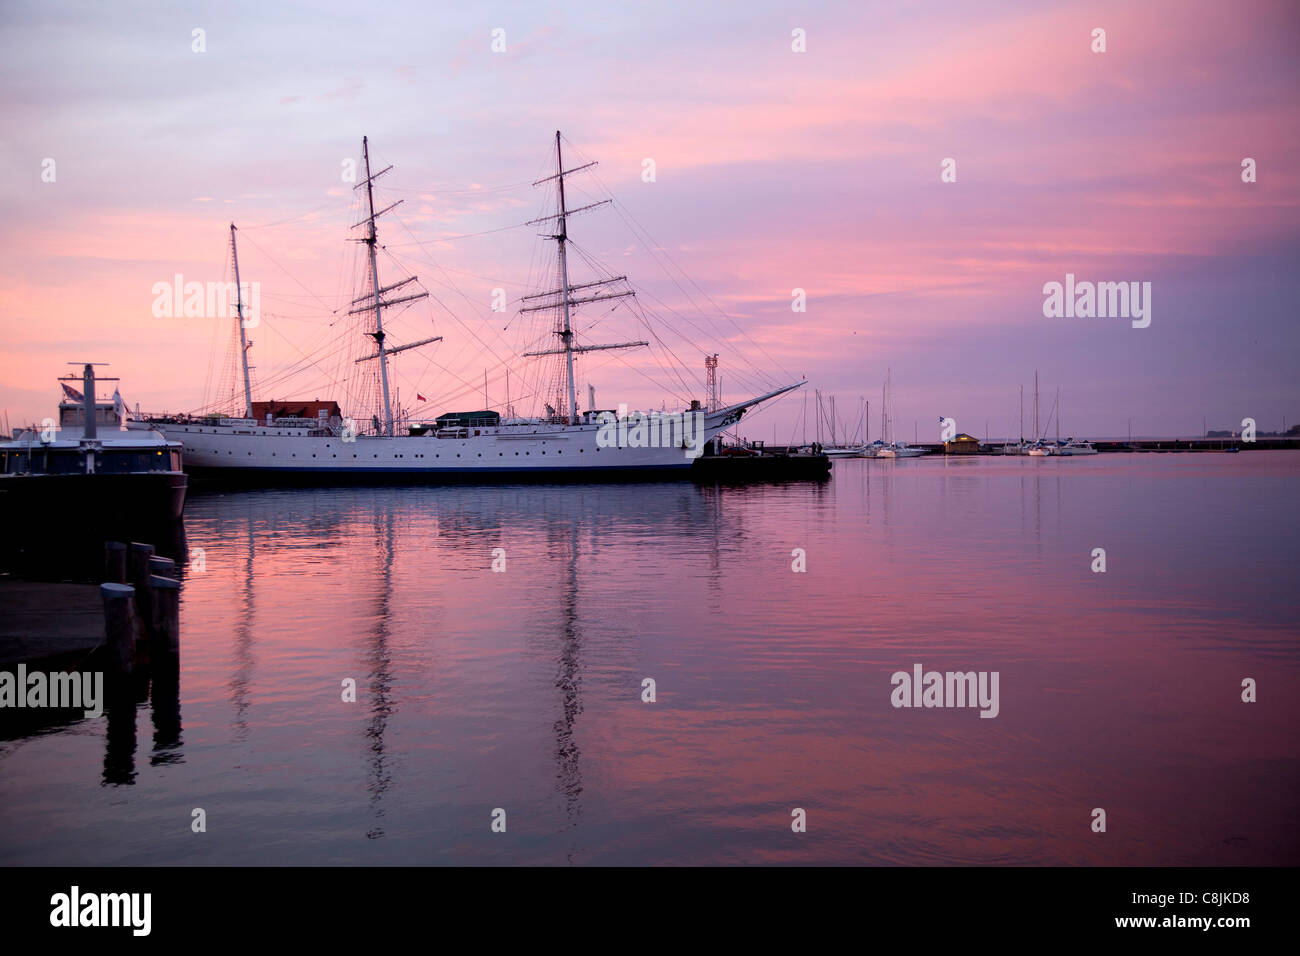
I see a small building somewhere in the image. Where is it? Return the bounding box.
[434,410,500,428]
[251,400,341,422]
[944,433,980,454]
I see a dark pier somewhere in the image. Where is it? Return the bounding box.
[692,443,831,482]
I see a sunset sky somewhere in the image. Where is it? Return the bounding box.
[2,0,1297,440]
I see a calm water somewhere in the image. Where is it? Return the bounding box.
[2,453,1297,865]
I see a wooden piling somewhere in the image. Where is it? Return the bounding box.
[129,542,155,589]
[100,582,136,678]
[129,542,156,650]
[147,575,181,656]
[148,555,176,578]
[104,541,127,584]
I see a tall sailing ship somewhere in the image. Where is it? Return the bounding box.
[140,133,800,482]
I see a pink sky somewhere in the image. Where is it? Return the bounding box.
[2,0,1297,439]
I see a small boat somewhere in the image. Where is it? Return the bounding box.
[876,441,926,459]
[1,365,187,544]
[1058,438,1098,456]
[870,370,927,459]
[824,444,870,458]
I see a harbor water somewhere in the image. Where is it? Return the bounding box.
[1,453,1296,865]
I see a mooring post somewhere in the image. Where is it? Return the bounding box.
[129,542,155,588]
[148,575,181,656]
[104,541,127,584]
[101,582,136,679]
[148,555,175,578]
[129,542,155,646]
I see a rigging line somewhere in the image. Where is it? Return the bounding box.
[587,168,791,384]
[608,199,767,371]
[380,222,523,371]
[379,221,525,244]
[234,229,347,315]
[562,236,760,397]
[238,199,349,230]
[202,238,231,412]
[620,265,775,396]
[377,176,538,196]
[405,361,549,416]
[560,213,776,397]
[234,315,358,395]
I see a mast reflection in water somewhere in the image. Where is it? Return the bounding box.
[0,456,1297,866]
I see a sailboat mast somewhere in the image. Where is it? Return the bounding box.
[362,136,395,436]
[230,223,253,419]
[1034,371,1039,441]
[881,379,887,445]
[888,369,894,444]
[554,131,578,424]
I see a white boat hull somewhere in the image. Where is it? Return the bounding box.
[144,386,799,484]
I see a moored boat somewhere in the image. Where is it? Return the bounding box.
[1,365,186,571]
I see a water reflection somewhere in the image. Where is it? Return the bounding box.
[551,522,584,829]
[229,517,256,741]
[364,506,396,840]
[3,456,1295,865]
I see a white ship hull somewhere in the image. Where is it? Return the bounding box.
[144,388,796,484]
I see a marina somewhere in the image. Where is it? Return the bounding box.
[1,0,1297,899]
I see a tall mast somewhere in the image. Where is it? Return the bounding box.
[555,132,579,423]
[363,137,395,436]
[521,131,644,422]
[1056,387,1060,445]
[347,137,429,436]
[230,223,254,419]
[1019,384,1024,442]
